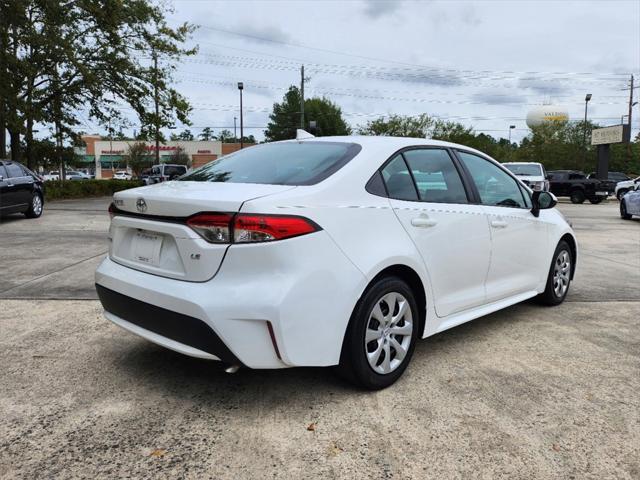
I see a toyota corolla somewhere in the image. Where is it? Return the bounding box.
[96,135,577,389]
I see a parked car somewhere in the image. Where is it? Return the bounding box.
[144,164,188,184]
[620,183,640,220]
[96,136,577,389]
[66,170,91,180]
[113,170,133,180]
[0,160,45,218]
[614,176,640,201]
[547,170,612,204]
[586,171,628,196]
[502,162,549,191]
[43,171,60,181]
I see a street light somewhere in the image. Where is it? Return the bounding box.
[508,125,516,144]
[583,94,592,166]
[237,82,244,149]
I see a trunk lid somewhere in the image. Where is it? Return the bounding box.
[109,181,295,281]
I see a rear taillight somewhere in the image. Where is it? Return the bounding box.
[234,214,318,243]
[186,213,233,243]
[108,203,116,220]
[186,213,320,244]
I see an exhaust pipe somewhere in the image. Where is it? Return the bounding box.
[225,364,241,374]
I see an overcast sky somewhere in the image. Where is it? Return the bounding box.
[102,0,640,143]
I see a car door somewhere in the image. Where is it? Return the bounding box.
[456,150,549,302]
[3,162,32,207]
[627,187,640,215]
[0,164,20,213]
[382,148,491,318]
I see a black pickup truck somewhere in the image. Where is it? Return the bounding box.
[547,170,613,204]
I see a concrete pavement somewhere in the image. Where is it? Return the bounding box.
[0,196,638,479]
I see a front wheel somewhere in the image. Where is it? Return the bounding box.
[338,277,419,390]
[620,200,632,220]
[25,193,43,218]
[537,241,572,306]
[617,189,628,201]
[570,190,585,204]
[589,197,604,204]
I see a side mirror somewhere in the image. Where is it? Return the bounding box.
[531,191,557,217]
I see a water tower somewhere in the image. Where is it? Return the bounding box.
[526,104,569,128]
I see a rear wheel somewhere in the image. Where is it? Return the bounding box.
[338,277,419,390]
[620,200,632,220]
[537,241,572,306]
[570,190,585,204]
[25,193,43,218]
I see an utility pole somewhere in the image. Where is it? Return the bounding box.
[234,116,237,141]
[300,65,305,129]
[627,75,634,167]
[153,52,160,165]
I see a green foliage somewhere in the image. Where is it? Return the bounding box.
[171,129,195,141]
[199,127,214,141]
[168,146,190,167]
[264,86,351,141]
[124,141,153,175]
[43,179,143,201]
[357,114,434,137]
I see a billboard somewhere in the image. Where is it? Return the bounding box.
[591,125,624,145]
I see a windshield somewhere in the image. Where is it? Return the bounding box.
[503,163,543,176]
[180,142,361,186]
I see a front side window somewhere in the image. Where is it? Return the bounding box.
[0,165,7,179]
[569,173,585,180]
[381,155,418,201]
[403,149,468,204]
[181,142,361,186]
[5,163,24,178]
[457,151,526,208]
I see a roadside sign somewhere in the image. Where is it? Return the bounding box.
[591,125,624,145]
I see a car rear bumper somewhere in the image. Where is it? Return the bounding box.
[95,231,366,368]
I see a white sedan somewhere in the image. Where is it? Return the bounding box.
[113,170,132,180]
[96,135,577,389]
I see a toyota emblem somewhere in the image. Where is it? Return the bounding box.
[136,198,147,213]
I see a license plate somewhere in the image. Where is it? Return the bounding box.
[596,191,609,196]
[132,231,163,266]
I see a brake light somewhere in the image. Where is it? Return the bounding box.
[234,214,319,243]
[108,203,116,219]
[186,213,233,243]
[186,213,320,244]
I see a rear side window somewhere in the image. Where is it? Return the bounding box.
[180,142,361,186]
[5,163,24,178]
[381,155,418,201]
[403,149,467,204]
[569,173,585,180]
[164,166,186,177]
[0,165,7,179]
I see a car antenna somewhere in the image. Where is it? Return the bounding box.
[296,129,315,140]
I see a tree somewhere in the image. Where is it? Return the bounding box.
[124,142,153,175]
[264,86,351,141]
[0,1,197,170]
[216,129,235,142]
[170,129,194,141]
[357,114,434,138]
[168,146,190,167]
[199,127,214,141]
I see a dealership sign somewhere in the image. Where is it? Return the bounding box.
[591,125,624,145]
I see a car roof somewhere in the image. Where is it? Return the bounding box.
[501,162,542,165]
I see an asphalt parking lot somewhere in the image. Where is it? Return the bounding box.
[1,197,638,478]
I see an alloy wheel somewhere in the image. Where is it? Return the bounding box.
[32,195,42,216]
[364,292,413,375]
[553,250,571,298]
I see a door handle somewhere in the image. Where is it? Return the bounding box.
[491,220,508,228]
[411,215,437,228]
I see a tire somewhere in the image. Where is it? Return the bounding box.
[338,276,419,390]
[537,241,572,306]
[617,189,628,201]
[589,197,604,204]
[570,190,585,204]
[620,200,632,220]
[25,193,43,218]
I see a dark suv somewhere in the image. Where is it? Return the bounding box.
[0,160,45,218]
[547,170,612,204]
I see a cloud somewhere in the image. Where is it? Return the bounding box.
[231,24,292,45]
[517,78,570,96]
[471,93,525,105]
[362,0,404,19]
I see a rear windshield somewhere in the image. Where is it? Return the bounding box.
[503,163,543,176]
[180,142,361,186]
